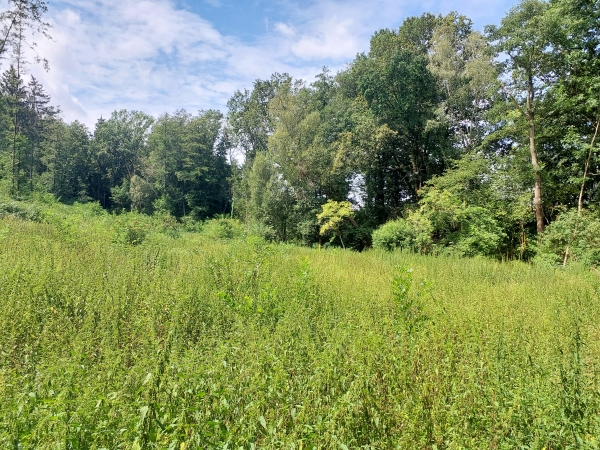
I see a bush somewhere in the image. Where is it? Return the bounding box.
[180,216,203,233]
[0,201,42,222]
[451,206,505,258]
[155,213,181,238]
[113,213,152,246]
[71,201,105,218]
[372,191,505,258]
[372,218,416,251]
[246,220,277,241]
[537,209,600,267]
[202,217,245,240]
[414,189,504,257]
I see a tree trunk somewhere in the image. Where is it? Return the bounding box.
[12,107,18,196]
[531,133,544,234]
[527,78,544,234]
[578,117,599,215]
[30,141,34,191]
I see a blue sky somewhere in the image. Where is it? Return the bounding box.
[21,0,518,127]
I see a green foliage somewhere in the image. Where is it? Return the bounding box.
[6,8,600,446]
[201,216,245,241]
[537,209,600,267]
[317,200,354,248]
[372,218,415,251]
[373,189,505,258]
[0,199,42,221]
[345,21,453,210]
[391,267,430,333]
[227,73,291,162]
[451,206,506,257]
[245,219,277,242]
[114,216,150,246]
[428,13,497,152]
[237,73,351,245]
[3,0,600,263]
[110,178,131,210]
[91,110,155,208]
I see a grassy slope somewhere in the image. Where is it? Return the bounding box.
[1,207,599,449]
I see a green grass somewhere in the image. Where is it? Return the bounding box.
[1,206,600,449]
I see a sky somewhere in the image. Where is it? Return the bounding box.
[13,0,519,128]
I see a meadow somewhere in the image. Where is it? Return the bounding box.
[1,202,599,449]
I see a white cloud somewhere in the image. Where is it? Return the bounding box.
[27,0,237,126]
[15,0,517,128]
[291,17,359,60]
[274,22,295,38]
[25,0,339,126]
[267,1,398,62]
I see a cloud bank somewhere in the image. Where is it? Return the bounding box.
[17,0,515,128]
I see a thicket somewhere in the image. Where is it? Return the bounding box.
[1,208,600,448]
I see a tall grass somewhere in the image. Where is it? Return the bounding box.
[1,208,599,448]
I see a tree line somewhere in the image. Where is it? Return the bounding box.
[1,0,599,262]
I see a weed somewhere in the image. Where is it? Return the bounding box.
[0,205,599,448]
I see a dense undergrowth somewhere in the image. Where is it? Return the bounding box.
[1,201,600,449]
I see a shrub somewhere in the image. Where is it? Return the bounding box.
[537,209,600,267]
[0,201,42,222]
[372,191,505,258]
[372,218,416,251]
[155,213,181,238]
[414,189,504,257]
[113,213,152,246]
[202,217,245,240]
[451,206,506,258]
[246,220,277,241]
[71,201,105,217]
[317,200,355,248]
[180,215,203,233]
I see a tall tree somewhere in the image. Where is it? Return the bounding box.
[226,73,291,163]
[40,119,92,200]
[23,75,55,190]
[91,110,154,208]
[262,75,350,242]
[177,110,230,219]
[144,110,230,219]
[546,0,600,213]
[0,0,51,197]
[144,110,188,214]
[428,13,497,152]
[486,0,556,234]
[0,0,51,71]
[340,16,453,222]
[0,65,26,194]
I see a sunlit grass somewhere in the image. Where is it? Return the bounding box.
[0,206,599,448]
